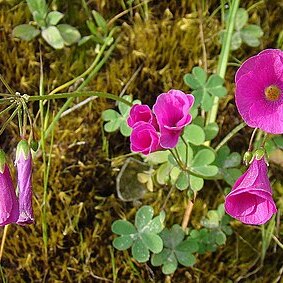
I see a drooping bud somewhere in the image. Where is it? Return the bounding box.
[16,140,34,225]
[243,151,253,166]
[254,148,265,160]
[0,150,19,226]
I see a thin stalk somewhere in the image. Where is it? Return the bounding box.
[17,107,23,137]
[28,91,132,106]
[169,149,184,170]
[248,127,258,151]
[43,37,118,140]
[39,51,48,259]
[206,0,240,126]
[0,75,14,95]
[22,101,34,142]
[0,225,8,262]
[215,122,246,152]
[0,102,17,117]
[48,28,118,96]
[0,105,21,136]
[181,135,189,166]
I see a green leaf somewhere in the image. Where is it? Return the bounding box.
[113,235,134,250]
[151,248,172,266]
[102,109,120,121]
[46,11,64,25]
[135,205,154,231]
[192,165,218,177]
[215,231,227,245]
[184,124,205,145]
[204,122,219,141]
[156,162,172,185]
[231,31,242,50]
[235,8,248,30]
[27,0,48,25]
[132,238,149,262]
[141,233,163,253]
[223,168,242,186]
[201,91,213,111]
[175,251,196,267]
[273,136,283,149]
[104,119,121,132]
[189,175,204,192]
[111,220,137,235]
[162,253,178,274]
[241,25,262,47]
[223,152,241,168]
[57,24,81,46]
[144,211,165,234]
[193,148,215,167]
[176,171,189,191]
[119,120,131,137]
[175,238,198,253]
[206,74,227,97]
[92,10,108,34]
[191,89,203,108]
[192,67,207,85]
[78,35,93,46]
[145,150,170,165]
[41,26,64,49]
[12,24,40,41]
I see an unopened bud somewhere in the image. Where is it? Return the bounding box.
[243,151,253,166]
[255,148,265,160]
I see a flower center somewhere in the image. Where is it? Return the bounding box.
[264,85,281,101]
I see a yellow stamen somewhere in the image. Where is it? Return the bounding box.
[264,85,281,101]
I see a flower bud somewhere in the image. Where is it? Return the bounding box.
[243,151,253,166]
[255,148,265,160]
[16,140,34,225]
[0,150,19,226]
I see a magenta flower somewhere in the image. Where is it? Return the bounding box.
[235,49,283,134]
[0,150,19,226]
[130,122,161,155]
[153,89,194,148]
[127,104,154,128]
[16,140,34,225]
[225,157,277,225]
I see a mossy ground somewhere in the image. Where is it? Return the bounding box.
[0,0,283,282]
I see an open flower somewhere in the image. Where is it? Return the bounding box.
[235,49,283,134]
[130,122,161,155]
[16,140,34,225]
[127,104,155,127]
[0,150,19,226]
[225,157,277,225]
[153,89,194,148]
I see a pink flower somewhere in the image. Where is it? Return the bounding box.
[153,89,194,148]
[225,157,277,225]
[235,49,283,134]
[127,104,155,128]
[0,150,19,226]
[16,140,34,225]
[130,122,160,155]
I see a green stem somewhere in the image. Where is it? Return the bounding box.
[0,75,14,95]
[0,102,17,117]
[48,28,118,96]
[206,0,240,125]
[181,135,189,166]
[215,122,246,152]
[0,105,21,136]
[43,37,118,140]
[27,91,132,106]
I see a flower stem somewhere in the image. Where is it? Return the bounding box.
[215,122,246,152]
[181,135,189,166]
[248,127,258,151]
[0,225,8,262]
[206,0,240,126]
[27,91,132,106]
[181,193,196,229]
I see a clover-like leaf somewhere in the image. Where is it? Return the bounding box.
[204,122,219,141]
[57,24,81,46]
[183,124,205,145]
[190,175,204,192]
[235,8,248,30]
[42,26,65,49]
[151,225,198,274]
[12,24,40,41]
[184,67,227,111]
[46,11,64,26]
[176,171,189,191]
[112,206,165,263]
